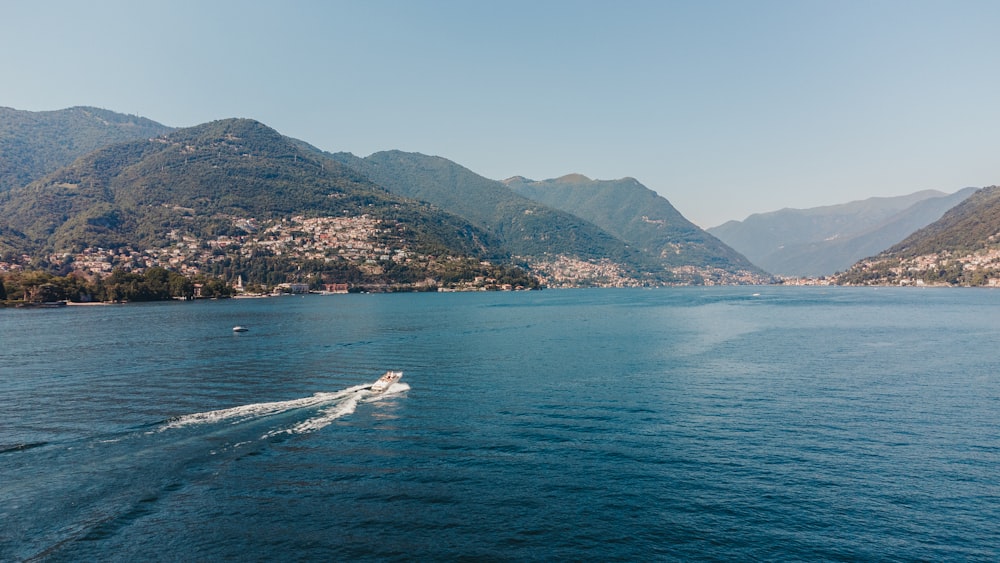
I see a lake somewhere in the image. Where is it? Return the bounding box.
[2,287,998,560]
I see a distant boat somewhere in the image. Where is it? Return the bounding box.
[232,326,249,332]
[369,370,403,393]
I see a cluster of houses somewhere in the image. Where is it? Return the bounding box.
[529,256,636,288]
[12,213,415,285]
[530,256,769,287]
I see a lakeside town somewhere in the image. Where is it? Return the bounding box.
[0,210,541,305]
[6,206,995,305]
[0,208,773,304]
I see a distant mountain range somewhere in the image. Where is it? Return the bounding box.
[0,107,766,288]
[838,185,1000,286]
[708,189,976,277]
[4,106,992,288]
[0,118,531,289]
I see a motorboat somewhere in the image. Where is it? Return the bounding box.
[369,370,403,393]
[232,326,249,332]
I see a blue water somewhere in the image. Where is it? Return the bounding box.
[2,288,999,561]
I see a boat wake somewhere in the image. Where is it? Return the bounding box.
[5,379,409,562]
[158,381,409,439]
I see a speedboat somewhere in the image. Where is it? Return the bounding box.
[233,326,249,332]
[369,370,403,393]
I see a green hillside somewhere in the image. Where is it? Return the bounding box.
[330,151,635,258]
[0,107,773,287]
[0,119,538,289]
[0,106,172,192]
[328,150,674,284]
[505,174,767,282]
[884,186,1000,257]
[837,186,1000,286]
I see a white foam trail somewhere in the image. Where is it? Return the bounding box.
[263,381,411,438]
[157,381,411,439]
[264,395,362,438]
[158,383,371,432]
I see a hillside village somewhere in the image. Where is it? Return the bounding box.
[0,209,763,293]
[1,194,768,293]
[2,215,396,276]
[0,212,547,294]
[838,247,1000,287]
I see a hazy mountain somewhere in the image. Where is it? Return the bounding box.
[328,150,675,284]
[838,186,1000,286]
[504,174,767,283]
[0,106,172,192]
[0,119,539,288]
[708,189,976,277]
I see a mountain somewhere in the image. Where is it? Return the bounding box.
[837,186,1000,286]
[0,106,172,192]
[707,189,976,277]
[504,174,767,284]
[0,119,540,290]
[329,150,678,286]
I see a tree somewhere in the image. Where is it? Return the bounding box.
[144,266,171,297]
[0,277,6,301]
[34,283,64,303]
[168,271,194,299]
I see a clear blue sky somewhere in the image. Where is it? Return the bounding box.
[3,0,999,227]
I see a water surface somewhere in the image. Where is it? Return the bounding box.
[2,288,998,560]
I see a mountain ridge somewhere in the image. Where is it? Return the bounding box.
[0,118,544,290]
[504,174,767,284]
[838,186,1000,286]
[708,188,976,276]
[327,150,686,286]
[0,106,172,193]
[8,105,989,289]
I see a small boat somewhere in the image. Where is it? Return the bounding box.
[369,370,403,393]
[232,326,249,332]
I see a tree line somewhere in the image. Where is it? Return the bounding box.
[0,266,233,305]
